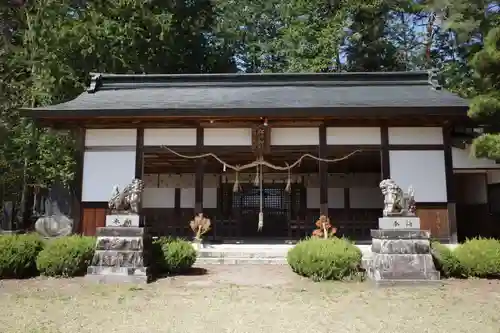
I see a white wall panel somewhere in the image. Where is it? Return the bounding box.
[142,188,175,208]
[180,188,195,208]
[389,150,447,202]
[204,128,252,146]
[350,188,383,208]
[306,188,320,208]
[82,151,136,202]
[388,127,443,145]
[85,129,137,147]
[326,127,381,145]
[271,127,319,145]
[327,188,344,208]
[144,128,196,146]
[452,146,500,169]
[203,188,218,208]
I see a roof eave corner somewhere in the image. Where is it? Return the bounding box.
[87,73,103,93]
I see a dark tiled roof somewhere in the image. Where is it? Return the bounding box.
[24,71,468,117]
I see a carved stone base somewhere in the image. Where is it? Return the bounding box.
[105,214,140,227]
[378,216,420,230]
[367,228,440,285]
[85,223,152,284]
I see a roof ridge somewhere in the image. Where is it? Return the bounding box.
[86,70,437,94]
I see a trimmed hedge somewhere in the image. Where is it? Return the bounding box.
[430,241,465,278]
[153,237,196,275]
[287,237,363,281]
[431,238,500,279]
[36,236,95,277]
[453,238,500,278]
[0,234,45,279]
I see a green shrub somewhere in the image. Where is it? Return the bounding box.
[453,238,500,278]
[287,237,363,281]
[36,236,95,277]
[430,241,465,278]
[154,237,196,274]
[0,234,45,279]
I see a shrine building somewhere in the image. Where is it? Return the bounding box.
[21,71,500,243]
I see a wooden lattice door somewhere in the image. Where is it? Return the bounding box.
[233,184,291,238]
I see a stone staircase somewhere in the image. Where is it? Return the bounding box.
[195,243,374,266]
[195,244,292,265]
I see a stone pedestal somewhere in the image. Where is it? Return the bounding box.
[85,214,152,284]
[367,217,440,285]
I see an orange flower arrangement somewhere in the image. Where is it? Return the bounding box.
[312,215,337,239]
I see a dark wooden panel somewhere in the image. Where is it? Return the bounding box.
[416,206,449,239]
[81,204,107,236]
[456,204,500,241]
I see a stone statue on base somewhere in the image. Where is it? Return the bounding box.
[379,179,416,217]
[365,178,440,285]
[108,179,144,214]
[86,178,151,284]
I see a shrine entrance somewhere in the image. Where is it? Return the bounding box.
[223,183,304,239]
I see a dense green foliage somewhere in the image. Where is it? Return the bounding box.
[0,234,44,279]
[453,238,500,278]
[153,237,197,275]
[430,241,465,278]
[36,236,95,277]
[1,0,498,208]
[431,239,500,278]
[287,237,363,281]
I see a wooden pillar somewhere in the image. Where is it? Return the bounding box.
[135,128,144,180]
[195,126,204,214]
[443,125,457,243]
[319,124,328,215]
[135,128,144,227]
[380,125,390,179]
[72,127,85,233]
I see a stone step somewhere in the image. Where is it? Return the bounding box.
[195,257,288,265]
[197,249,288,259]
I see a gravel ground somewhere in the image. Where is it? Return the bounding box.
[1,265,499,333]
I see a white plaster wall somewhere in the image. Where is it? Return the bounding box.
[82,151,136,202]
[142,188,176,208]
[204,128,252,146]
[85,129,137,147]
[271,127,319,145]
[306,173,380,188]
[452,146,500,169]
[142,172,382,210]
[328,188,344,208]
[326,127,381,145]
[306,188,320,209]
[389,150,447,202]
[388,127,443,145]
[144,128,196,146]
[142,174,219,209]
[306,173,382,209]
[350,188,383,208]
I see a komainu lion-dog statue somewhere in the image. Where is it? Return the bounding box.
[379,179,416,217]
[108,179,145,214]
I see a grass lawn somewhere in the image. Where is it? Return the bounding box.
[1,265,499,333]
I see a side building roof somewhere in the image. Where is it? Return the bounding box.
[22,70,469,119]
